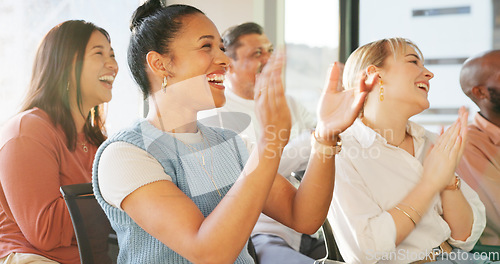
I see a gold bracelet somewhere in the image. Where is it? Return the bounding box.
[399,203,422,218]
[444,176,461,190]
[395,206,416,226]
[311,129,341,156]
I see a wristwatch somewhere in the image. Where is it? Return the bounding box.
[444,176,461,191]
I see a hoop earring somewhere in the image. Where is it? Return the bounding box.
[161,76,168,93]
[379,79,384,102]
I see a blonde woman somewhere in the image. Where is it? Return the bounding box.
[329,38,487,263]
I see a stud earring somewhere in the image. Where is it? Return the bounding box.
[379,79,384,102]
[161,76,168,93]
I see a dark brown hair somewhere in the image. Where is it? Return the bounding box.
[128,0,204,97]
[21,20,110,151]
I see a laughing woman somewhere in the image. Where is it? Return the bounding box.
[92,1,376,263]
[0,20,118,264]
[329,38,487,264]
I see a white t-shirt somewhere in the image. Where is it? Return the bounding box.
[98,130,202,210]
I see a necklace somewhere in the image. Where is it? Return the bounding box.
[174,129,222,197]
[151,93,222,197]
[79,141,88,152]
[388,132,408,148]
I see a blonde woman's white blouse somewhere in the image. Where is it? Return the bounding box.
[329,119,486,264]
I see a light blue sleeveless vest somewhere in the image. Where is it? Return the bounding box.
[92,120,254,263]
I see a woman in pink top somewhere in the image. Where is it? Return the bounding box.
[0,20,118,264]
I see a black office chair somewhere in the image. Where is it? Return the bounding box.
[248,237,259,264]
[319,219,344,262]
[60,183,118,264]
[290,170,344,262]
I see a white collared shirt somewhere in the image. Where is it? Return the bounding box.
[329,119,486,264]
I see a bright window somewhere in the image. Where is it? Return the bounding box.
[0,0,142,135]
[359,0,494,131]
[284,0,340,114]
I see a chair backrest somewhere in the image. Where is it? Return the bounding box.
[247,237,259,264]
[322,219,344,262]
[290,170,343,262]
[60,183,117,264]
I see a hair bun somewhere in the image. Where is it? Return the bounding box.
[130,0,163,31]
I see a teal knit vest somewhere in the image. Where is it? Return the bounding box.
[92,120,254,263]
